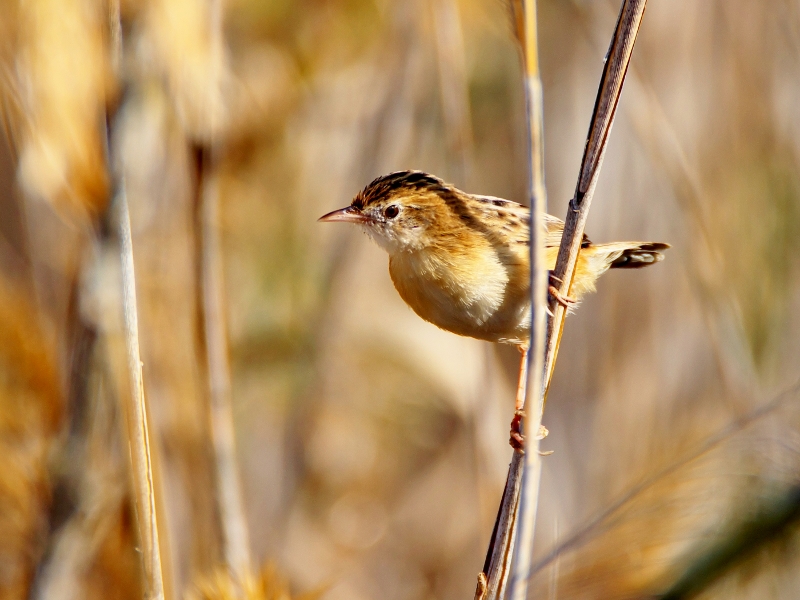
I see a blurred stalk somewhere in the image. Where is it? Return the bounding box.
[194,0,252,588]
[108,3,166,598]
[623,71,758,400]
[508,0,547,597]
[195,146,253,586]
[477,1,648,597]
[528,378,800,579]
[661,485,800,599]
[116,182,167,600]
[479,1,547,597]
[432,0,474,186]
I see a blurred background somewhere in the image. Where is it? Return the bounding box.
[2,0,800,598]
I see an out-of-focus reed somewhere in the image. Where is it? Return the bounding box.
[1,0,800,599]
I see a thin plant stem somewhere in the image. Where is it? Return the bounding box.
[542,0,648,398]
[476,452,525,600]
[195,0,253,585]
[116,181,167,600]
[475,1,648,597]
[507,0,548,597]
[478,1,548,594]
[108,3,167,598]
[196,148,253,582]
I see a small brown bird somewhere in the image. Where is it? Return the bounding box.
[320,171,668,441]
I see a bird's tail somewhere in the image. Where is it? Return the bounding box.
[604,242,670,269]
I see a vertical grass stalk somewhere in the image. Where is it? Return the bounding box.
[196,0,253,585]
[476,1,648,597]
[117,182,167,600]
[543,0,648,396]
[477,1,548,594]
[507,0,548,597]
[197,148,253,583]
[109,3,167,597]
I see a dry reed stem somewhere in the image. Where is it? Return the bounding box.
[477,0,648,597]
[196,148,253,583]
[476,451,524,600]
[109,4,166,598]
[507,0,548,598]
[542,0,647,394]
[194,0,253,585]
[116,184,167,600]
[473,1,546,594]
[478,1,549,595]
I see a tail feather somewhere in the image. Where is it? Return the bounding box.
[608,242,670,268]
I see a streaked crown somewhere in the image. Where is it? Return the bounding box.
[352,170,451,210]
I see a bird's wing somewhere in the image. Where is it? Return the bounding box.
[470,195,591,248]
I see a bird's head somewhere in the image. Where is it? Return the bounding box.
[318,171,462,254]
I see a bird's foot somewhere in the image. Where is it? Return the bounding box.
[548,274,577,308]
[509,411,550,451]
[548,285,576,308]
[510,409,525,450]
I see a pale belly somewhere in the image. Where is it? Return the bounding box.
[388,250,531,347]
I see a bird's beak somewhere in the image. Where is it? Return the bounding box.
[318,205,369,224]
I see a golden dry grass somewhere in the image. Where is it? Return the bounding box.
[186,562,322,600]
[1,0,800,599]
[0,278,61,599]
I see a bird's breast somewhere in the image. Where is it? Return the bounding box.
[388,243,529,345]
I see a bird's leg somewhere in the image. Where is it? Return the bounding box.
[509,346,549,450]
[548,272,577,308]
[509,346,528,450]
[514,346,528,414]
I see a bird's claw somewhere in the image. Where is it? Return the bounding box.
[509,412,549,451]
[510,410,525,450]
[548,273,576,308]
[548,285,576,308]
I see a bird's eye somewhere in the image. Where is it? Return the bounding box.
[384,205,399,219]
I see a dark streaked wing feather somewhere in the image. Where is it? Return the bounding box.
[470,195,592,248]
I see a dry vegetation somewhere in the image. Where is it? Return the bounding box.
[1,0,800,599]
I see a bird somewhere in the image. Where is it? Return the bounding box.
[319,170,669,445]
